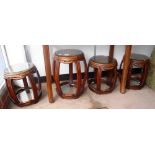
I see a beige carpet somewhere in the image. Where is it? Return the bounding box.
[9,82,155,109]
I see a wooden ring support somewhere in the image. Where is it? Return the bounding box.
[4,63,42,107]
[53,49,88,99]
[88,55,118,94]
[120,53,150,90]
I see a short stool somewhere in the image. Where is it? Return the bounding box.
[53,49,88,99]
[88,55,118,94]
[120,53,150,89]
[4,63,42,107]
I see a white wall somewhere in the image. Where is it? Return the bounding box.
[5,45,155,76]
[5,45,27,64]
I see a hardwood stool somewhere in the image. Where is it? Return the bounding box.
[4,63,42,107]
[53,49,88,99]
[120,53,150,89]
[88,55,118,94]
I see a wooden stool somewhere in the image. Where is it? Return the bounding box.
[120,53,150,90]
[4,63,42,107]
[53,49,88,99]
[88,55,118,94]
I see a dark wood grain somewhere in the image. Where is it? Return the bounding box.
[120,45,132,93]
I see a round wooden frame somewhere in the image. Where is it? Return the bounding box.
[4,65,42,107]
[53,52,88,99]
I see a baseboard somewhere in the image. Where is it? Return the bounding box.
[40,68,142,83]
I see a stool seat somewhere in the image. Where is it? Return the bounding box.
[4,63,34,79]
[90,55,117,64]
[89,55,117,70]
[131,53,149,61]
[55,49,83,57]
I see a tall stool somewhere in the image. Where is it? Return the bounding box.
[4,63,42,107]
[53,49,88,99]
[88,46,118,94]
[120,53,150,89]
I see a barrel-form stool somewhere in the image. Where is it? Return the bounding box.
[120,53,150,90]
[88,55,118,94]
[53,49,88,99]
[4,63,42,107]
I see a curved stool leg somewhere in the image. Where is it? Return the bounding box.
[139,60,149,88]
[28,72,39,102]
[111,67,117,91]
[75,61,82,97]
[81,58,88,92]
[23,77,30,93]
[35,67,42,91]
[69,63,73,86]
[54,60,63,97]
[6,79,21,106]
[96,67,102,92]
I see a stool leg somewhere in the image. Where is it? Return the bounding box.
[107,69,113,85]
[28,73,38,102]
[6,79,21,106]
[75,61,82,97]
[23,77,30,93]
[82,58,88,88]
[54,60,63,96]
[96,67,102,91]
[140,60,149,88]
[35,67,42,93]
[111,67,117,91]
[69,63,73,86]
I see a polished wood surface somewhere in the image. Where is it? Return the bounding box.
[43,45,54,103]
[120,45,132,93]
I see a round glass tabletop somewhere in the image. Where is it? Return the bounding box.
[55,49,83,57]
[90,55,116,64]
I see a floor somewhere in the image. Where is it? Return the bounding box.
[9,82,155,109]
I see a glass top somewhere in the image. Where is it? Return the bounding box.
[131,53,149,61]
[4,63,34,75]
[55,49,83,56]
[90,55,116,64]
